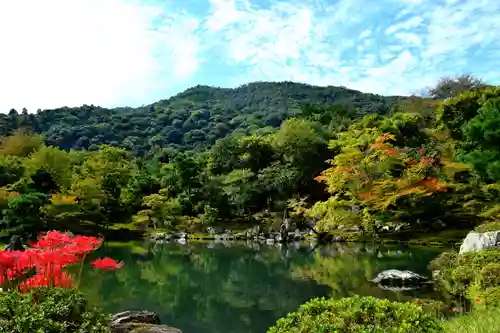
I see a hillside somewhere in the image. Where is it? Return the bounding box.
[0,81,403,155]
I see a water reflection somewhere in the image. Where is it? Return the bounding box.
[79,241,445,333]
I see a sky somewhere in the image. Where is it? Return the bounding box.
[0,0,499,112]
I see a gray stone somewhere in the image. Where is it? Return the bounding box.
[110,310,159,326]
[111,323,181,333]
[372,269,429,287]
[459,231,500,254]
[109,311,181,333]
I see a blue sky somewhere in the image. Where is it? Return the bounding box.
[0,0,499,112]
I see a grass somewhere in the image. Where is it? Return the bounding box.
[378,228,470,246]
[443,307,500,333]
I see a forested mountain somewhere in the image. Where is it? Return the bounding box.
[0,81,403,155]
[0,73,497,241]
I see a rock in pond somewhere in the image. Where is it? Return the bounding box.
[110,310,182,333]
[459,231,500,254]
[372,269,429,288]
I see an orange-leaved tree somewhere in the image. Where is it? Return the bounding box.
[309,117,470,231]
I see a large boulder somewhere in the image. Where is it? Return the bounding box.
[459,231,500,254]
[109,311,181,333]
[372,269,429,288]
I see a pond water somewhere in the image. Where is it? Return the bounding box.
[79,241,447,333]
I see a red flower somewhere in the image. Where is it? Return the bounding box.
[91,257,123,271]
[0,230,121,293]
[476,298,481,302]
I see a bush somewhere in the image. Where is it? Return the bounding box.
[410,298,450,317]
[266,296,443,333]
[0,288,110,333]
[431,249,500,305]
[429,251,458,272]
[479,263,500,289]
[478,286,500,306]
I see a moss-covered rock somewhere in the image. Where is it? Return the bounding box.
[124,323,181,333]
[109,310,182,333]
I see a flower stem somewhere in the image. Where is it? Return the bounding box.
[76,254,86,289]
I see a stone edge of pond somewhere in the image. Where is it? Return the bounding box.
[147,230,464,248]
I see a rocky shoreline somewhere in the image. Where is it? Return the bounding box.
[147,225,465,247]
[149,226,318,244]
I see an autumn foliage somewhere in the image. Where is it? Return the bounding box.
[314,132,452,211]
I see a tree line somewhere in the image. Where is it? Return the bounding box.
[0,74,496,237]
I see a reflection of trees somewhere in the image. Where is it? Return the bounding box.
[77,242,444,333]
[291,244,444,302]
[78,242,330,333]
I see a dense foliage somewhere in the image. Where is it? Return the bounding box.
[0,77,498,239]
[430,249,500,309]
[303,85,500,234]
[2,82,401,155]
[266,295,443,333]
[0,287,110,332]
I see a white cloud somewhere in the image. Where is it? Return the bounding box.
[203,0,500,96]
[359,29,372,39]
[0,0,202,111]
[1,0,500,111]
[385,16,424,35]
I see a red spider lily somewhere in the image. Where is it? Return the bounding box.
[91,257,123,271]
[0,230,122,293]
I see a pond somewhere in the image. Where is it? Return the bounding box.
[79,241,448,333]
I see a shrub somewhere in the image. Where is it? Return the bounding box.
[0,287,110,332]
[266,296,443,333]
[410,298,449,317]
[429,251,458,272]
[479,263,500,289]
[478,286,500,307]
[431,249,500,306]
